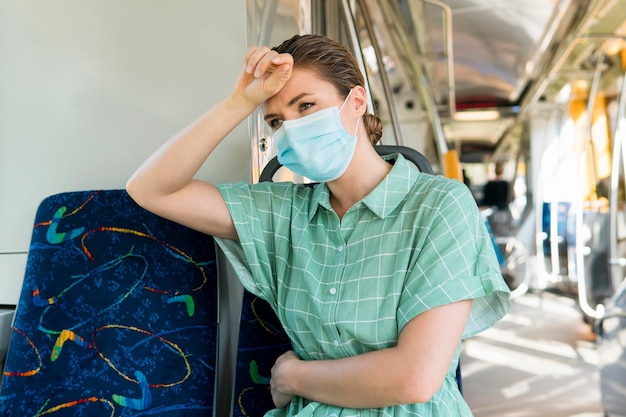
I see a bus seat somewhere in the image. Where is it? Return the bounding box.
[214,236,289,417]
[227,145,460,415]
[259,144,434,182]
[232,291,290,416]
[0,190,218,416]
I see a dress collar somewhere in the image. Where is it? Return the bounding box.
[308,153,421,221]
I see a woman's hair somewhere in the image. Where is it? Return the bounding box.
[272,34,383,145]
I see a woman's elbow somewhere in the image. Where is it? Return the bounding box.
[125,176,152,210]
[398,369,444,404]
[126,177,140,201]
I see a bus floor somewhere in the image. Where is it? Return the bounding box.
[461,290,604,417]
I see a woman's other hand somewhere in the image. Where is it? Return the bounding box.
[270,350,299,408]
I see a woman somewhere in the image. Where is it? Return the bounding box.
[127,34,510,416]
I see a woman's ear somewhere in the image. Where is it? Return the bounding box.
[352,85,369,116]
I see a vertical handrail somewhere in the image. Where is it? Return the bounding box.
[608,62,626,290]
[549,200,562,275]
[356,0,405,145]
[376,0,449,156]
[535,103,573,286]
[534,105,563,286]
[247,0,281,183]
[256,0,279,46]
[339,0,376,117]
[535,163,548,282]
[575,56,605,320]
[421,0,456,118]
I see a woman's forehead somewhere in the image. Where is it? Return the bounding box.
[277,68,335,96]
[263,68,339,110]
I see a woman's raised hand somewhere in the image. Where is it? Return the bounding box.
[233,46,293,108]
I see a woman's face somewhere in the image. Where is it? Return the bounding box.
[262,68,354,133]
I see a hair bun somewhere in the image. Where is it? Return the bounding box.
[363,114,383,145]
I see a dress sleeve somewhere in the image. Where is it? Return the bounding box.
[213,181,295,306]
[397,179,511,339]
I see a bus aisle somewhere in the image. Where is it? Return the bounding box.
[461,291,603,417]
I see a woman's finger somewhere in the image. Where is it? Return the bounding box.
[245,46,274,77]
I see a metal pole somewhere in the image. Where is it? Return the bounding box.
[422,0,456,117]
[608,64,626,290]
[377,0,449,155]
[356,0,405,145]
[575,55,605,320]
[340,0,376,115]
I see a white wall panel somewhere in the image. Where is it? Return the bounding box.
[0,1,248,304]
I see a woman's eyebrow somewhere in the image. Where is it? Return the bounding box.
[263,92,312,122]
[287,92,311,106]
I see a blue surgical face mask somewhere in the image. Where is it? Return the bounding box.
[274,90,359,182]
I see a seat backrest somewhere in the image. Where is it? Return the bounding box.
[259,144,434,182]
[0,190,218,416]
[231,290,291,416]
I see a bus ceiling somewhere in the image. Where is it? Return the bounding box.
[248,0,626,174]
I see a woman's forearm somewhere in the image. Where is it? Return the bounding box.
[272,300,472,409]
[127,44,293,211]
[126,47,293,238]
[278,347,427,408]
[126,92,255,205]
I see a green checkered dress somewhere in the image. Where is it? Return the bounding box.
[216,154,510,416]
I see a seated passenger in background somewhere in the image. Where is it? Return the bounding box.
[127,33,510,416]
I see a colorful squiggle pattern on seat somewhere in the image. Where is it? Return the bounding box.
[0,190,217,416]
[233,292,291,416]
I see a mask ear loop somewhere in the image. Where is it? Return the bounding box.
[338,88,360,137]
[339,88,361,136]
[338,88,354,112]
[352,116,360,136]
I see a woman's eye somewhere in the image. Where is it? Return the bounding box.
[299,102,314,112]
[269,118,283,129]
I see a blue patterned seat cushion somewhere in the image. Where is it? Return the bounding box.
[233,291,290,417]
[0,190,218,416]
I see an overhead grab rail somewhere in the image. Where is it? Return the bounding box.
[517,0,606,117]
